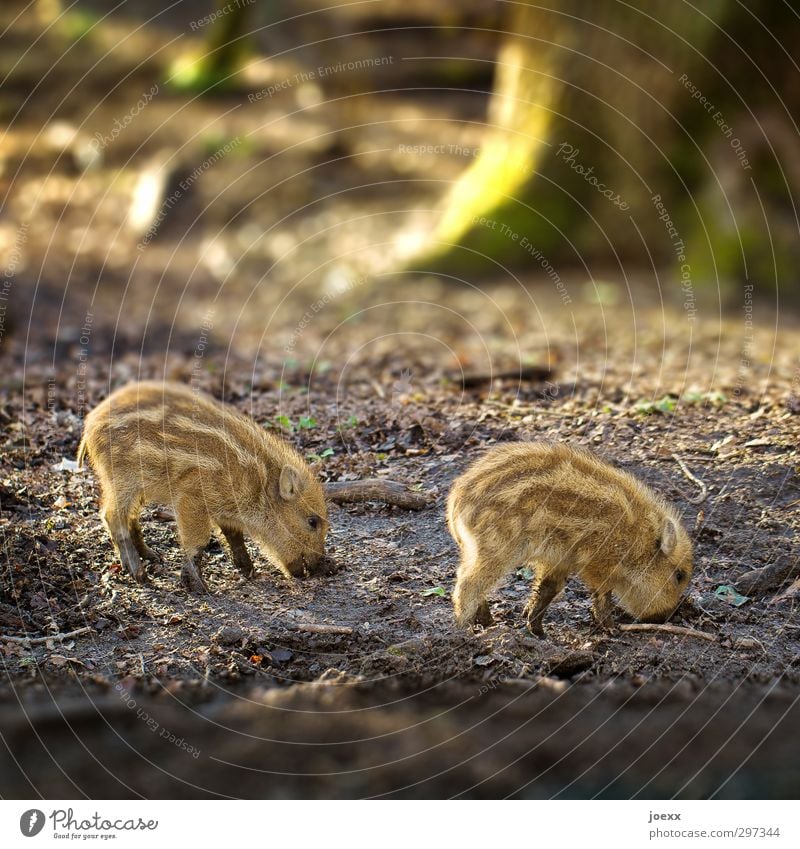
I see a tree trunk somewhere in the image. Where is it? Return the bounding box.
[417,1,800,298]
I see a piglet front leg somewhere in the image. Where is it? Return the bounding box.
[180,551,210,594]
[591,590,615,631]
[102,502,147,583]
[176,495,213,594]
[220,527,255,579]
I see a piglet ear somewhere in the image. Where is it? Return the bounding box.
[279,465,302,501]
[660,517,678,556]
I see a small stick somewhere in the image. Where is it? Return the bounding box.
[619,623,716,642]
[457,365,553,389]
[325,478,431,511]
[672,454,708,504]
[291,623,353,635]
[0,625,94,646]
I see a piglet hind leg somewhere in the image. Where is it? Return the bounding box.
[175,497,213,594]
[525,565,567,636]
[129,514,162,563]
[220,526,255,579]
[101,500,147,584]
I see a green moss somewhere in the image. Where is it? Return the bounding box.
[60,11,99,43]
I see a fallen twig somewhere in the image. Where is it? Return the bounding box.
[291,623,353,635]
[456,364,553,389]
[672,454,708,504]
[0,625,94,646]
[325,478,431,511]
[619,623,717,642]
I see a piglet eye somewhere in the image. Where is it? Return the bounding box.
[308,516,319,531]
[675,569,686,584]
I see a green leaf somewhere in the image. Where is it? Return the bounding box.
[62,11,99,42]
[705,390,728,406]
[275,415,293,431]
[297,416,317,430]
[682,390,727,407]
[633,395,678,416]
[714,585,750,607]
[421,586,446,597]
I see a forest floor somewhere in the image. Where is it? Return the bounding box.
[3,287,800,797]
[1,5,799,798]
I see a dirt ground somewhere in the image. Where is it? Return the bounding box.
[3,293,800,797]
[1,4,799,798]
[3,302,800,686]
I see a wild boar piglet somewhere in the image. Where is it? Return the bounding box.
[78,381,329,592]
[447,442,693,633]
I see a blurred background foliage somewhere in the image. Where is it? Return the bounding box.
[425,0,800,295]
[1,0,798,337]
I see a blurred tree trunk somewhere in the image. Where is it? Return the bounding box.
[170,0,255,92]
[434,1,565,253]
[420,0,800,296]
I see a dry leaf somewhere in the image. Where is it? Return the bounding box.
[710,435,734,453]
[770,577,800,604]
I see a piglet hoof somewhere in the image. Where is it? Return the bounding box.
[526,619,545,637]
[180,560,210,594]
[140,546,163,564]
[523,604,544,636]
[474,601,494,628]
[235,564,256,581]
[231,556,255,580]
[122,557,148,585]
[118,540,147,584]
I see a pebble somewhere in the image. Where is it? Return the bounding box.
[213,626,246,646]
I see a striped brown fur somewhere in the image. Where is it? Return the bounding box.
[447,442,693,632]
[78,381,328,591]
